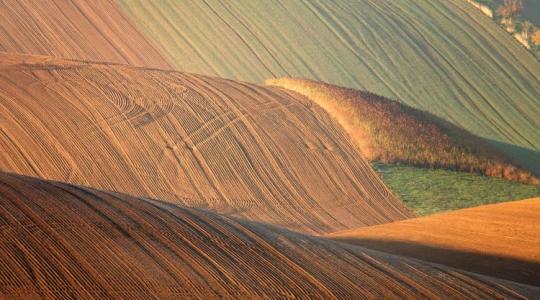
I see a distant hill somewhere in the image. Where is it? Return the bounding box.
[116,0,540,173]
[0,0,170,68]
[1,0,537,173]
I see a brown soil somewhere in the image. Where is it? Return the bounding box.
[0,172,537,299]
[329,198,540,285]
[0,0,171,68]
[0,52,411,234]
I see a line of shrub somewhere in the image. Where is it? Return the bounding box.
[267,78,539,185]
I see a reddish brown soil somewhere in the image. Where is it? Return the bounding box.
[0,172,537,299]
[329,198,540,286]
[0,52,411,234]
[0,0,171,68]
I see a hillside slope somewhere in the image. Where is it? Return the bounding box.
[0,52,411,234]
[0,0,170,68]
[118,0,540,172]
[0,172,538,299]
[329,198,540,286]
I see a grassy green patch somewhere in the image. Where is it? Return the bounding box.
[372,162,540,216]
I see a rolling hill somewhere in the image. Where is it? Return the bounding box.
[329,197,540,286]
[0,2,539,298]
[0,172,538,299]
[267,78,540,214]
[0,52,411,234]
[1,0,538,215]
[117,0,540,172]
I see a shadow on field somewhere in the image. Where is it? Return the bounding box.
[487,139,540,177]
[331,238,540,286]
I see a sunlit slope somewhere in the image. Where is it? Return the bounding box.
[329,198,540,286]
[0,0,170,68]
[118,0,540,171]
[0,52,411,234]
[1,172,538,299]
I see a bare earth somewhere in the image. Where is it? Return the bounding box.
[329,198,540,286]
[0,0,538,297]
[0,0,170,68]
[0,52,411,234]
[0,172,538,299]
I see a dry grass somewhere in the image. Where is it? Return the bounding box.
[267,78,540,185]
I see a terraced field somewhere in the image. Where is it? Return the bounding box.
[1,172,538,299]
[0,52,411,234]
[117,0,540,172]
[330,198,540,286]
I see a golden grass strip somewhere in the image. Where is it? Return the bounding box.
[267,78,539,185]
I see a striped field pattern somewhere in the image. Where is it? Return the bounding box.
[0,53,411,234]
[0,172,538,299]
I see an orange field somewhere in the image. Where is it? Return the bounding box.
[0,172,538,299]
[0,52,412,234]
[329,198,540,286]
[0,1,539,297]
[0,0,170,68]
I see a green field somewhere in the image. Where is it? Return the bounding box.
[373,162,540,215]
[118,0,540,174]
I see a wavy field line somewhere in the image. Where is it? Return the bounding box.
[0,0,171,68]
[0,172,537,299]
[0,52,412,234]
